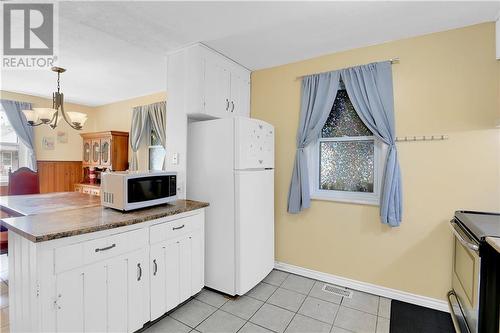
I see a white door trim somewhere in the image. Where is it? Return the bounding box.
[275,261,449,313]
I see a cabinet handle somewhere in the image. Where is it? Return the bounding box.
[54,293,62,310]
[230,101,235,113]
[153,259,158,276]
[137,263,142,281]
[172,224,185,231]
[95,243,116,252]
[225,99,229,111]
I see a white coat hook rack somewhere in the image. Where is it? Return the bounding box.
[395,135,449,142]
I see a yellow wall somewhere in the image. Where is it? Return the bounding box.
[0,90,166,167]
[93,92,166,132]
[0,90,96,161]
[93,92,166,170]
[251,23,500,301]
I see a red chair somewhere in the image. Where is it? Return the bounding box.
[8,167,40,195]
[1,168,40,254]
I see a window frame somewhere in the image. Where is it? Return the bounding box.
[148,129,166,171]
[306,93,386,206]
[0,106,28,185]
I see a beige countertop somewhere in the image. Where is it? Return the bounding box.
[0,192,101,216]
[486,237,500,254]
[0,193,208,243]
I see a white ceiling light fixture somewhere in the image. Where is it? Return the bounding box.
[22,67,88,130]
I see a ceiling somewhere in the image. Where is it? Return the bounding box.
[1,1,499,106]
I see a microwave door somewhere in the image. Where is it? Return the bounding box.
[125,175,177,211]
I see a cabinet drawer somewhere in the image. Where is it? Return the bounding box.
[55,243,84,273]
[54,228,148,273]
[83,228,148,264]
[150,216,196,244]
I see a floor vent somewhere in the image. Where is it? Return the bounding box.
[321,284,353,298]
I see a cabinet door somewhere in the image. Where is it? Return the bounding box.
[91,140,101,166]
[190,229,204,295]
[230,71,250,117]
[100,137,112,167]
[83,263,107,332]
[179,236,192,302]
[107,258,128,333]
[127,249,149,333]
[83,140,91,165]
[204,56,231,119]
[56,269,84,332]
[150,243,166,320]
[165,238,181,311]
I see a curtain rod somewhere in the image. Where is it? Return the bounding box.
[295,57,399,80]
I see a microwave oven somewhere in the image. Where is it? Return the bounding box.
[101,171,177,211]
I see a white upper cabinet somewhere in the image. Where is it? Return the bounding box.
[167,44,251,120]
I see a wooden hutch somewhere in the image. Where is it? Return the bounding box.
[74,131,129,196]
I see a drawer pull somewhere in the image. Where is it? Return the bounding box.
[137,263,142,281]
[95,243,116,252]
[153,259,158,276]
[172,224,185,231]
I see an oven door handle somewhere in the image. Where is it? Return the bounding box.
[449,220,479,252]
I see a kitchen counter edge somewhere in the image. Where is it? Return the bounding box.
[1,199,209,243]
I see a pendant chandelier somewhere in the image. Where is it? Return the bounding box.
[22,67,88,130]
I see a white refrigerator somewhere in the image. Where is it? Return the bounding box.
[187,117,275,296]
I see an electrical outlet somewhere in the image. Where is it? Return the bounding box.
[172,153,179,165]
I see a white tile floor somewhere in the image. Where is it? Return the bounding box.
[0,254,392,333]
[145,269,391,333]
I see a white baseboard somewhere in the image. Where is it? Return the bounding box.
[275,261,449,313]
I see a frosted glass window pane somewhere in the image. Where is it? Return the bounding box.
[322,90,372,138]
[149,147,165,171]
[319,140,374,192]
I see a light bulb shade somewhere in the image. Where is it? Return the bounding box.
[33,107,57,122]
[67,112,88,127]
[22,109,39,124]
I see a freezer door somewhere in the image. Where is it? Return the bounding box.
[234,117,274,170]
[235,169,274,295]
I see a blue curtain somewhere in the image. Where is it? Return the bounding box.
[341,61,402,226]
[287,72,341,213]
[0,99,36,171]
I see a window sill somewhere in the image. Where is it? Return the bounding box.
[310,194,379,206]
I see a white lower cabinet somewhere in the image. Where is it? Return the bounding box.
[55,269,84,332]
[55,248,149,333]
[8,209,205,333]
[128,248,150,332]
[150,213,205,321]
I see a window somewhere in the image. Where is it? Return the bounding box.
[0,107,28,184]
[308,85,385,205]
[148,129,166,171]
